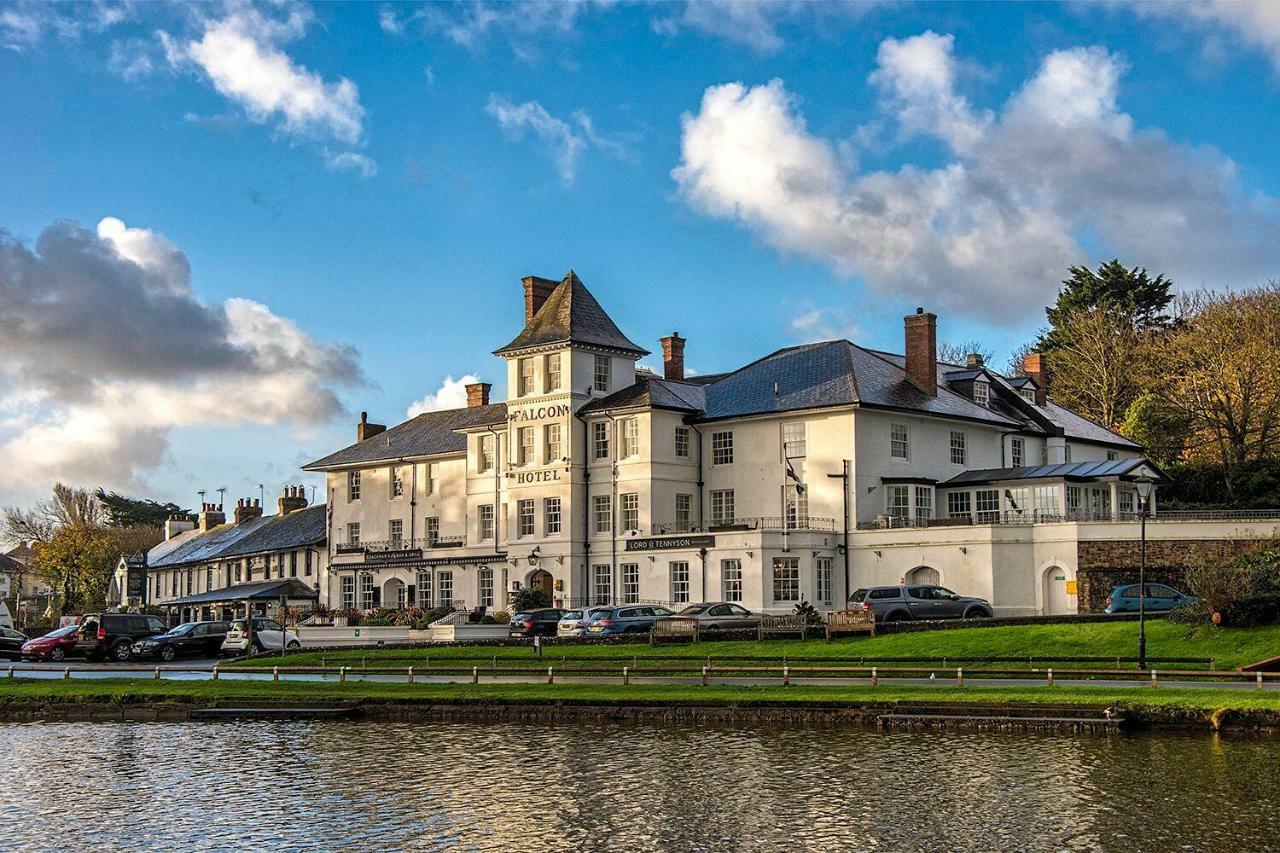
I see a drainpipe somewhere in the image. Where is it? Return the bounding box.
[689,421,705,529]
[574,411,592,608]
[486,425,503,552]
[605,414,619,603]
[408,459,417,543]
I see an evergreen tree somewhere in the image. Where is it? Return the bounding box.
[1040,259,1174,350]
[94,489,187,528]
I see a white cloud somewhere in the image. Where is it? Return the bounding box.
[324,150,379,177]
[163,5,367,147]
[0,1,128,52]
[107,38,155,80]
[787,306,861,343]
[1126,0,1280,73]
[653,1,883,53]
[673,33,1280,323]
[406,375,481,418]
[0,217,362,501]
[486,95,628,183]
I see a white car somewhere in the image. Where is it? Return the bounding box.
[557,607,610,638]
[221,617,300,655]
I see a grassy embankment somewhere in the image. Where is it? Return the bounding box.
[234,621,1280,672]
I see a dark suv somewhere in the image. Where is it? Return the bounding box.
[131,621,230,661]
[509,608,565,637]
[849,585,993,622]
[77,612,168,661]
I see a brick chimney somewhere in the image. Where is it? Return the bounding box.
[234,498,263,526]
[904,308,937,395]
[522,275,558,324]
[357,411,386,442]
[164,513,196,541]
[1023,352,1049,406]
[660,332,686,381]
[278,485,308,516]
[197,503,226,532]
[466,382,492,408]
[966,352,984,368]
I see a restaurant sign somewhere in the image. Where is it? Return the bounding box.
[625,535,715,552]
[365,548,424,562]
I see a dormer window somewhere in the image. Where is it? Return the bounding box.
[1020,388,1036,403]
[973,381,989,407]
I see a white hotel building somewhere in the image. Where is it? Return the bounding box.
[304,271,1279,617]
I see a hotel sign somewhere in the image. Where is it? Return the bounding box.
[625,535,715,552]
[512,468,563,485]
[508,404,570,423]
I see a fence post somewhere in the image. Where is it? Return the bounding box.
[1259,671,1265,691]
[321,657,326,668]
[407,666,414,684]
[701,665,708,687]
[871,666,878,688]
[339,666,346,684]
[154,667,161,680]
[1150,669,1158,688]
[1047,668,1054,687]
[273,666,279,683]
[547,666,554,684]
[783,665,790,687]
[956,667,964,688]
[212,665,219,681]
[623,665,629,686]
[63,667,70,680]
[472,666,478,685]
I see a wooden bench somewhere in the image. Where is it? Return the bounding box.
[758,614,811,640]
[651,617,699,644]
[825,609,875,639]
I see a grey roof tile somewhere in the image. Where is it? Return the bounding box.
[494,271,648,356]
[303,403,508,470]
[579,376,706,414]
[148,505,327,569]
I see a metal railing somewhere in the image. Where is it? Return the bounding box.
[857,507,1280,530]
[340,535,467,554]
[649,517,836,535]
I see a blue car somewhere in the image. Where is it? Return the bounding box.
[1104,583,1199,614]
[584,605,677,635]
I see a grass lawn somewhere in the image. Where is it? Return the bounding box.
[236,621,1280,671]
[5,676,1280,716]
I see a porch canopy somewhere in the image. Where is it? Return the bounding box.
[941,458,1166,488]
[166,578,318,608]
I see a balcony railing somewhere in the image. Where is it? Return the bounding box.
[649,517,837,535]
[856,508,1280,530]
[338,535,467,555]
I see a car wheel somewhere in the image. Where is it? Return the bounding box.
[49,647,65,662]
[286,641,300,650]
[112,641,131,662]
[160,645,176,662]
[887,610,910,622]
[964,608,991,619]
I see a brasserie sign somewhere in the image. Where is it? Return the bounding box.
[625,535,715,552]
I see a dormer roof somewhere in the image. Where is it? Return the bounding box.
[493,270,648,357]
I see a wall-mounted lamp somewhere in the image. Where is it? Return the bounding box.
[648,555,656,563]
[555,555,564,565]
[527,546,541,567]
[746,551,754,558]
[959,546,968,555]
[874,550,882,559]
[866,485,878,494]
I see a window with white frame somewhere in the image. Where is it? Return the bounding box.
[389,519,403,544]
[1107,450,1118,461]
[593,495,611,533]
[772,558,800,603]
[710,489,734,524]
[517,500,535,537]
[976,489,1000,523]
[722,559,742,602]
[348,470,361,501]
[950,431,966,465]
[816,557,833,605]
[478,435,494,473]
[973,380,989,407]
[890,423,909,459]
[479,505,494,541]
[416,570,432,607]
[1034,486,1061,519]
[675,494,691,530]
[785,484,808,529]
[341,576,355,610]
[1064,444,1072,463]
[346,522,361,545]
[620,493,639,531]
[518,357,535,397]
[783,422,806,458]
[544,497,562,535]
[478,568,494,608]
[947,492,971,520]
[1066,485,1082,517]
[621,563,639,603]
[438,571,453,607]
[675,427,689,458]
[305,550,312,577]
[593,564,612,605]
[1020,388,1036,403]
[886,485,910,520]
[544,423,562,464]
[915,486,933,523]
[1118,489,1135,518]
[621,417,639,458]
[593,355,610,392]
[518,427,534,466]
[1006,487,1031,517]
[1011,437,1025,467]
[425,516,439,544]
[359,573,375,610]
[670,561,690,603]
[544,352,561,392]
[592,421,609,459]
[391,466,404,497]
[711,431,734,465]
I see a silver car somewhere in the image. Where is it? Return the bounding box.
[557,607,610,638]
[669,602,761,632]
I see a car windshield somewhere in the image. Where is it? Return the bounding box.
[510,613,530,621]
[678,606,707,615]
[165,624,196,636]
[44,625,78,639]
[229,620,247,631]
[849,590,869,602]
[561,611,582,620]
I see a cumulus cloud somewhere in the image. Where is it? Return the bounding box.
[485,95,629,183]
[0,217,362,499]
[672,32,1280,323]
[406,375,482,418]
[385,1,586,57]
[1126,0,1280,73]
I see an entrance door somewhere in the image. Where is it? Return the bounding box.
[906,566,940,586]
[529,570,554,599]
[1043,567,1071,615]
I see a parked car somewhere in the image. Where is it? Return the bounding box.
[221,618,300,655]
[584,605,678,635]
[848,585,993,621]
[0,626,28,660]
[76,612,169,661]
[1104,583,1199,614]
[557,607,610,638]
[666,602,761,631]
[132,621,230,661]
[20,624,79,661]
[509,608,565,638]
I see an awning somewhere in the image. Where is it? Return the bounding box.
[165,578,318,607]
[942,458,1167,488]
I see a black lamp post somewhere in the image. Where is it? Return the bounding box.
[1134,475,1156,670]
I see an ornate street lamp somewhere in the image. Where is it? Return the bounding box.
[1134,475,1156,670]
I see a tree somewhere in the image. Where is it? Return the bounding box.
[937,340,994,367]
[1005,340,1037,378]
[95,489,187,528]
[33,524,123,613]
[1120,393,1191,467]
[1043,308,1148,428]
[1043,259,1174,346]
[2,483,102,545]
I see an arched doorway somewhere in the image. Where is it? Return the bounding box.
[1042,566,1071,615]
[382,577,407,610]
[527,569,554,599]
[906,566,940,586]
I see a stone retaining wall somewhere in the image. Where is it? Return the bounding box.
[1077,538,1264,612]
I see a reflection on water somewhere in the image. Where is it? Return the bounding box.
[1,719,1278,851]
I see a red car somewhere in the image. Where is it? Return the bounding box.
[21,624,81,661]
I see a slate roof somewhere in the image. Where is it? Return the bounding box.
[303,403,508,470]
[148,505,327,569]
[494,271,648,357]
[580,375,706,414]
[166,578,318,606]
[0,552,22,573]
[943,458,1164,487]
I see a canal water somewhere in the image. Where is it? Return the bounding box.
[1,720,1277,851]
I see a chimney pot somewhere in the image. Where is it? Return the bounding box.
[466,382,492,408]
[234,498,263,526]
[660,332,686,381]
[278,485,308,516]
[904,308,938,396]
[522,275,559,324]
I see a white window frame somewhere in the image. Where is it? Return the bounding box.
[478,435,494,473]
[950,431,966,466]
[621,563,639,604]
[772,558,799,603]
[544,497,562,535]
[710,489,734,525]
[675,494,691,530]
[389,519,403,544]
[544,423,562,464]
[346,522,361,545]
[593,495,611,534]
[479,505,494,541]
[621,417,639,459]
[544,352,561,392]
[620,493,639,531]
[816,557,833,605]
[976,489,1000,523]
[592,421,609,459]
[593,564,612,605]
[438,571,453,607]
[886,485,909,520]
[517,499,535,538]
[782,422,806,459]
[711,431,734,465]
[347,470,361,501]
[518,427,534,467]
[425,516,440,544]
[518,357,535,397]
[947,491,971,520]
[593,355,610,392]
[670,561,690,604]
[890,423,909,460]
[722,559,742,602]
[914,486,933,524]
[1011,437,1025,468]
[416,570,432,607]
[390,466,404,498]
[478,568,494,608]
[675,427,689,458]
[973,380,989,407]
[341,576,355,610]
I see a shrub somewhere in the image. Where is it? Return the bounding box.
[491,611,510,624]
[480,615,496,624]
[1186,544,1280,626]
[793,600,823,627]
[512,587,552,612]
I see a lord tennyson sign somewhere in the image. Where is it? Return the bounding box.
[625,535,715,552]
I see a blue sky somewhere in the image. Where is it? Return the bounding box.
[2,0,1280,512]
